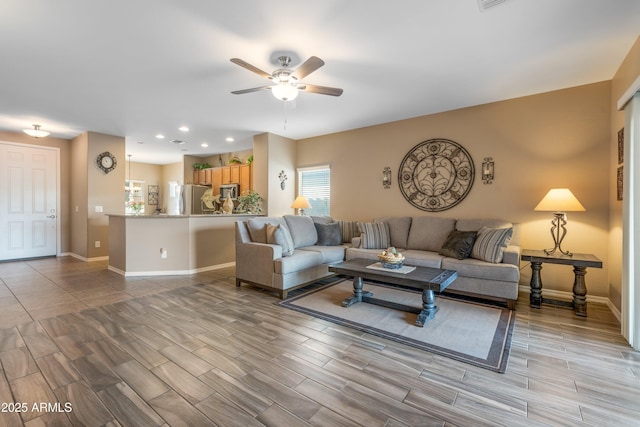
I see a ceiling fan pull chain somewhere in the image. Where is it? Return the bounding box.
[283,100,288,130]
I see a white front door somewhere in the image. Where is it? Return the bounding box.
[0,142,58,260]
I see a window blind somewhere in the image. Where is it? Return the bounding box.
[299,167,330,216]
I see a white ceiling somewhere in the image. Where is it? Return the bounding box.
[1,0,639,164]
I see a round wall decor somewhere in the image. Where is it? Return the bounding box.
[398,138,475,212]
[97,151,117,174]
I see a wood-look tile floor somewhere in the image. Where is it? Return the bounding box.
[0,257,639,426]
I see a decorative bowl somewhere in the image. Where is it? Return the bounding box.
[377,253,405,269]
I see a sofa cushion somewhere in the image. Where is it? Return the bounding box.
[439,230,477,260]
[274,250,324,275]
[314,222,342,246]
[247,217,288,243]
[284,215,318,248]
[358,222,391,249]
[471,226,513,264]
[299,245,346,264]
[338,220,359,244]
[441,257,520,283]
[407,216,456,252]
[375,217,411,249]
[266,223,294,257]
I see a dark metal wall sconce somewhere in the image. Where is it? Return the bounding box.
[482,157,494,184]
[383,167,391,189]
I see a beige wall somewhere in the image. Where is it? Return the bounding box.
[298,82,611,296]
[86,132,126,258]
[252,133,296,216]
[609,35,640,310]
[70,133,89,257]
[0,131,72,254]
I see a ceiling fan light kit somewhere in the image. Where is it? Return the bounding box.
[271,83,299,101]
[231,55,343,101]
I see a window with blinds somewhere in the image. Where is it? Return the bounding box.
[298,166,330,216]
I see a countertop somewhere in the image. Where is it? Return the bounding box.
[106,213,262,218]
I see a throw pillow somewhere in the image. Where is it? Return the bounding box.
[439,230,477,260]
[314,222,342,246]
[357,222,391,249]
[310,215,335,225]
[338,220,359,243]
[283,215,318,248]
[471,226,513,264]
[266,223,295,257]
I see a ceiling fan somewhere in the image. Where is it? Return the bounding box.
[230,55,343,101]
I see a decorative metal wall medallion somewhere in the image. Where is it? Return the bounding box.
[398,138,475,211]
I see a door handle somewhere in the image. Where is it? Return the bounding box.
[47,215,56,219]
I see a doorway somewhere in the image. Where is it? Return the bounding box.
[0,142,59,260]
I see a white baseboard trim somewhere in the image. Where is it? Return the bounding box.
[518,285,621,322]
[108,262,236,277]
[68,253,109,262]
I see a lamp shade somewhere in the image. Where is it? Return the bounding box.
[291,195,311,209]
[534,188,585,212]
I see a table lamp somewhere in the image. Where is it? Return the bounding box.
[534,188,585,257]
[291,196,311,215]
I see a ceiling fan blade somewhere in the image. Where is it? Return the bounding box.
[230,58,272,80]
[231,85,273,95]
[291,56,325,80]
[299,84,343,97]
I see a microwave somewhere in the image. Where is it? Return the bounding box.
[220,184,239,200]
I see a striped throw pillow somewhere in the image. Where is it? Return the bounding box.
[471,226,513,263]
[358,222,391,249]
[338,220,359,243]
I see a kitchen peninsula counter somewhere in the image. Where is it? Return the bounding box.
[107,213,260,276]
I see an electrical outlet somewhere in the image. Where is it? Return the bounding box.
[95,206,103,213]
[160,248,167,259]
[95,241,100,248]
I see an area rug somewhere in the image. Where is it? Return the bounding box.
[279,280,514,373]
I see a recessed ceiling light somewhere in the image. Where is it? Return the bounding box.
[156,134,165,139]
[179,126,189,132]
[225,137,234,142]
[201,143,209,148]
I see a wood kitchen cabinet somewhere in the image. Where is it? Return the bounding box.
[222,165,240,184]
[211,167,222,193]
[193,168,212,185]
[199,168,212,185]
[239,164,252,195]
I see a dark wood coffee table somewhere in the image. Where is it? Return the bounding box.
[328,258,458,327]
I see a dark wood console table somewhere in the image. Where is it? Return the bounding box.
[520,249,602,317]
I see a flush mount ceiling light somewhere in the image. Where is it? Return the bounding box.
[23,124,50,138]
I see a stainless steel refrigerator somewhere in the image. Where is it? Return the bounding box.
[184,184,209,215]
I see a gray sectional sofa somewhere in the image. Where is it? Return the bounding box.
[235,215,521,306]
